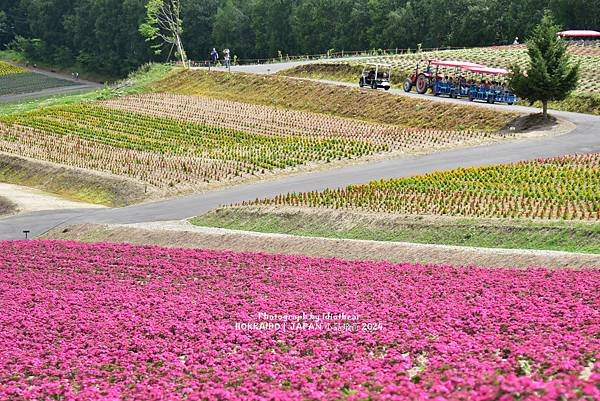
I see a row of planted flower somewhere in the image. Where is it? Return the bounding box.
[0,104,382,188]
[248,153,600,220]
[102,93,503,152]
[0,240,598,400]
[0,61,25,77]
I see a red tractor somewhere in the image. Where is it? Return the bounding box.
[403,59,484,94]
[403,60,435,94]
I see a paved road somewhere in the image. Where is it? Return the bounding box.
[1,60,599,240]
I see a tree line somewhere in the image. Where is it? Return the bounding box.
[0,0,598,77]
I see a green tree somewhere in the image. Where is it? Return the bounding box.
[508,11,579,118]
[139,0,187,67]
[212,0,254,58]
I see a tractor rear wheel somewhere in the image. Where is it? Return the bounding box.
[403,79,413,92]
[416,74,428,94]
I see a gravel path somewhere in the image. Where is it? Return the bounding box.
[0,183,104,214]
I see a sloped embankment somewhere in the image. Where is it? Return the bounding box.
[156,70,519,132]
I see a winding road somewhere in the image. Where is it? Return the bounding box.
[1,60,599,240]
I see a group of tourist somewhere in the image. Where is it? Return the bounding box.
[437,75,510,93]
[210,48,232,68]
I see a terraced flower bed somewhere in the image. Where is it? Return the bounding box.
[0,104,384,190]
[0,72,78,96]
[0,240,598,400]
[0,61,26,77]
[250,154,600,220]
[103,93,509,153]
[156,70,517,132]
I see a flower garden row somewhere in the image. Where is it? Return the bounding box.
[0,240,598,400]
[0,61,25,77]
[0,104,384,190]
[248,153,600,220]
[0,122,251,189]
[0,96,521,192]
[103,93,508,152]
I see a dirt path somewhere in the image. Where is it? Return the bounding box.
[43,221,600,269]
[0,183,104,214]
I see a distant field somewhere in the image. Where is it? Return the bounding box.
[284,45,600,93]
[0,72,78,97]
[280,45,600,114]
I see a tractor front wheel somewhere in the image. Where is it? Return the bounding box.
[403,79,413,92]
[416,74,429,94]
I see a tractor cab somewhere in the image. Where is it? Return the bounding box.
[403,60,435,94]
[359,63,391,90]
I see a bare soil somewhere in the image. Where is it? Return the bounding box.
[0,182,104,214]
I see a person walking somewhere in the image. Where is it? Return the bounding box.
[223,48,231,69]
[210,48,219,67]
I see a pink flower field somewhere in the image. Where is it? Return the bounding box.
[0,240,598,400]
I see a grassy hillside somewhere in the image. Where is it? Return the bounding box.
[156,70,518,132]
[0,72,78,97]
[0,63,174,117]
[0,154,146,206]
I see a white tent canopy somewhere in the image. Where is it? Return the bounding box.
[558,30,600,38]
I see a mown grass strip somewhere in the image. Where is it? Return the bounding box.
[191,206,600,254]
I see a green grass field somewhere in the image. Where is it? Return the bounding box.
[191,206,600,254]
[0,72,78,97]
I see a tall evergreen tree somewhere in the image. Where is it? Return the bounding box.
[508,11,579,118]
